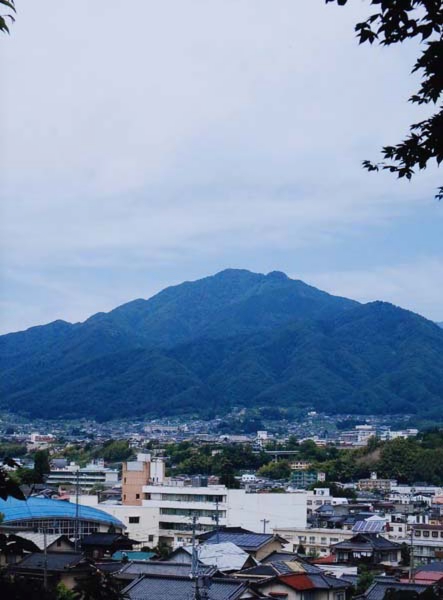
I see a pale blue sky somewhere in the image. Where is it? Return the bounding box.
[1,0,442,333]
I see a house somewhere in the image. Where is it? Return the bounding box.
[197,527,287,561]
[234,553,327,584]
[400,561,443,586]
[115,559,217,583]
[122,573,256,599]
[254,569,352,600]
[80,532,136,559]
[14,532,75,553]
[168,541,256,572]
[6,552,94,589]
[0,532,40,566]
[332,533,402,566]
[355,580,432,600]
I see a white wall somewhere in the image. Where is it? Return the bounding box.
[72,495,159,546]
[227,490,307,532]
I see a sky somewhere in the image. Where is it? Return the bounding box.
[1,0,442,334]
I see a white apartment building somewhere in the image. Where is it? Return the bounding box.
[47,460,119,491]
[75,484,307,549]
[142,483,307,547]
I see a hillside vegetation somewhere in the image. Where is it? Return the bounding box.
[1,269,443,420]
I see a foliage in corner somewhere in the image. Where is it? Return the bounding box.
[327,0,442,199]
[0,0,15,34]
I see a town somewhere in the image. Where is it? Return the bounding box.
[1,418,443,599]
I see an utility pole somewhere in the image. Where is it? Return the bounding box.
[190,515,201,600]
[74,469,80,552]
[212,498,220,544]
[261,518,270,534]
[409,526,415,583]
[43,526,48,591]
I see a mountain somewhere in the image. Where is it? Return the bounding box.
[1,269,443,421]
[438,322,443,329]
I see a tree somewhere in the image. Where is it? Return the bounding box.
[74,569,126,600]
[327,0,442,200]
[0,459,25,501]
[356,566,374,595]
[34,450,51,483]
[0,0,14,34]
[258,459,291,480]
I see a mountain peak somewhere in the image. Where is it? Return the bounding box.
[266,270,289,281]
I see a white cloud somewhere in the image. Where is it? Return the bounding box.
[303,258,443,322]
[0,0,441,332]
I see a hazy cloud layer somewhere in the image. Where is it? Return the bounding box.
[1,0,441,332]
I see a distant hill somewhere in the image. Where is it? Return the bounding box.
[1,269,443,420]
[438,322,443,329]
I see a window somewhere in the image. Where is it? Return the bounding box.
[136,493,140,500]
[148,535,154,542]
[432,531,438,538]
[336,593,345,600]
[423,531,430,538]
[309,536,316,543]
[128,516,140,524]
[415,531,421,537]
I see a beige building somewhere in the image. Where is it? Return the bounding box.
[122,453,165,505]
[275,526,354,556]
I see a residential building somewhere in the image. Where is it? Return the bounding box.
[143,483,306,547]
[275,526,354,556]
[46,459,119,491]
[332,533,402,566]
[412,524,443,564]
[357,473,395,493]
[291,471,325,489]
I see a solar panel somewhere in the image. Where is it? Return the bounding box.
[352,519,385,533]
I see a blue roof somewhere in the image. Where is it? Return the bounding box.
[0,496,124,528]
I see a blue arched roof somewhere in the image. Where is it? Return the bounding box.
[0,496,124,528]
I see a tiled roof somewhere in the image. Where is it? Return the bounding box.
[80,533,135,547]
[333,533,401,551]
[279,572,352,591]
[261,551,300,563]
[416,561,443,573]
[8,552,88,572]
[123,574,248,600]
[363,581,430,600]
[118,561,216,578]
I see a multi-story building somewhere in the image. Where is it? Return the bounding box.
[46,459,119,491]
[412,524,443,564]
[143,483,307,547]
[122,453,165,505]
[358,473,395,493]
[275,526,354,556]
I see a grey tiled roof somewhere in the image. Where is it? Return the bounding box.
[363,581,430,600]
[261,551,299,563]
[9,552,87,572]
[123,575,248,600]
[119,561,215,578]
